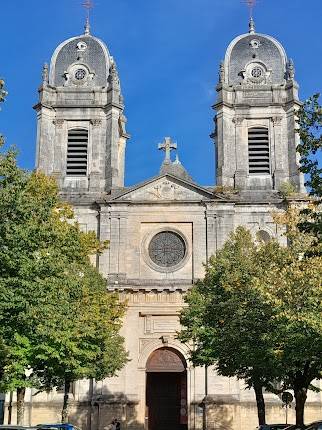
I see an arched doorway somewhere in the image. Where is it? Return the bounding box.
[146,347,188,430]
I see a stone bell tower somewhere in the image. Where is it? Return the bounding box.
[213,18,305,193]
[34,21,129,193]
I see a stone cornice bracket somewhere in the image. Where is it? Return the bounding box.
[232,117,244,126]
[272,116,282,125]
[91,119,102,126]
[53,119,64,128]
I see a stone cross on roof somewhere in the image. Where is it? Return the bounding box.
[158,137,177,164]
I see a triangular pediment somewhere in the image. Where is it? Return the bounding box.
[111,174,216,202]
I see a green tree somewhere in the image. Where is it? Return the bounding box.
[265,209,322,426]
[180,219,322,427]
[31,263,127,422]
[0,78,7,146]
[297,94,322,246]
[179,228,287,425]
[0,122,127,423]
[0,78,8,377]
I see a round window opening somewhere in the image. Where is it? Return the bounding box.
[75,69,86,80]
[148,231,186,268]
[251,66,263,78]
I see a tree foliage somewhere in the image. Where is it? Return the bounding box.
[179,214,322,427]
[297,94,322,245]
[0,78,7,146]
[179,228,287,425]
[0,86,127,423]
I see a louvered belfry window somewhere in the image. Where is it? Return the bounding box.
[66,129,88,176]
[248,127,270,175]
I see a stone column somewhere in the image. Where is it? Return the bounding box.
[105,107,121,190]
[98,207,111,278]
[117,210,128,277]
[233,117,247,189]
[205,207,217,260]
[215,111,224,186]
[272,116,287,190]
[52,118,65,188]
[215,207,235,249]
[108,211,120,275]
[89,119,104,191]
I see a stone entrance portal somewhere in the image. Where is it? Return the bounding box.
[146,347,188,430]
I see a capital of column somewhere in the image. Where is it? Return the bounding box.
[272,116,282,126]
[91,119,102,127]
[233,117,245,126]
[53,119,64,128]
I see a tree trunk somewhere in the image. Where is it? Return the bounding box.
[16,387,25,425]
[294,386,307,427]
[62,380,71,424]
[254,382,266,426]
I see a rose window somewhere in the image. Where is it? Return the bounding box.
[148,231,186,268]
[75,69,86,80]
[251,67,263,78]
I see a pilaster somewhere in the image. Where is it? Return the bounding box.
[233,117,247,189]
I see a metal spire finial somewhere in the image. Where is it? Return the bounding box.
[82,0,94,35]
[249,16,256,33]
[84,17,90,35]
[243,0,257,33]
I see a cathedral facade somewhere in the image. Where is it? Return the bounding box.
[12,17,321,430]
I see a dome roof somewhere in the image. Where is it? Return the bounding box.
[160,156,193,182]
[49,32,111,87]
[224,20,288,86]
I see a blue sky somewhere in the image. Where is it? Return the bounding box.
[1,0,321,186]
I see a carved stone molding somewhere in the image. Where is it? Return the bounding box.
[53,119,64,128]
[91,119,102,126]
[272,116,282,125]
[233,117,244,126]
[118,290,185,304]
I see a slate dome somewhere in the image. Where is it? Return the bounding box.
[224,20,288,86]
[49,32,111,87]
[160,155,193,182]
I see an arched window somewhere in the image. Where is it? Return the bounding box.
[66,129,88,176]
[248,127,270,175]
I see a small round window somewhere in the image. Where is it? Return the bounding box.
[75,69,86,80]
[148,231,186,268]
[251,66,263,78]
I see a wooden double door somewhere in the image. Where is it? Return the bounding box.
[146,371,188,430]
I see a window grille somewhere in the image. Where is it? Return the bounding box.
[248,127,270,175]
[66,129,88,176]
